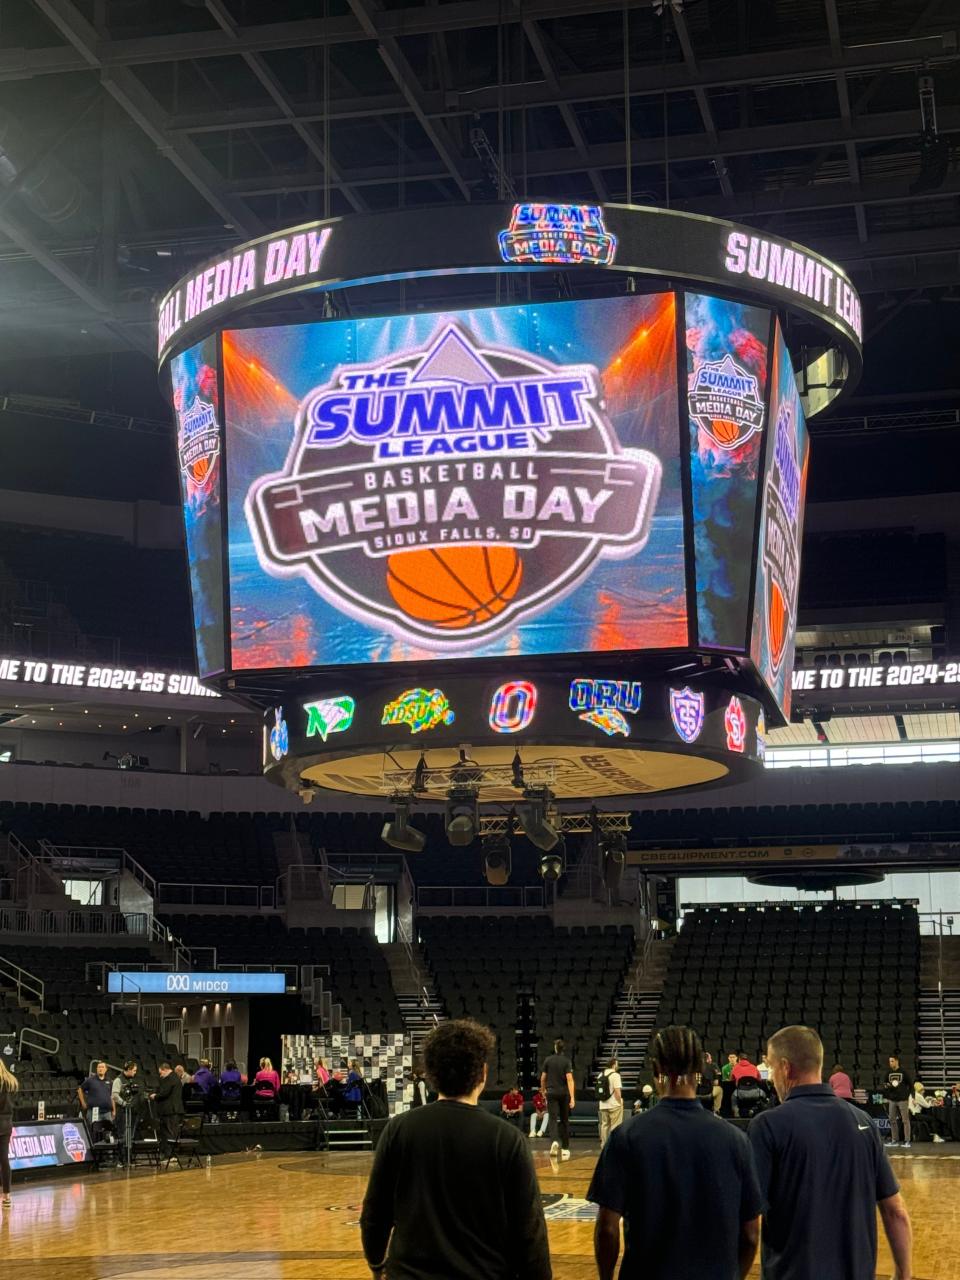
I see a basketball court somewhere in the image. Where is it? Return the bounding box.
[4,1145,958,1280]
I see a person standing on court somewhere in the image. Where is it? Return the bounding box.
[749,1025,913,1280]
[596,1055,623,1144]
[150,1062,184,1154]
[541,1037,575,1160]
[883,1054,914,1149]
[360,1019,551,1280]
[588,1025,762,1280]
[77,1060,115,1141]
[0,1057,18,1209]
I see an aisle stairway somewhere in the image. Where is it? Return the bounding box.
[918,988,960,1085]
[595,937,673,1084]
[382,939,445,1060]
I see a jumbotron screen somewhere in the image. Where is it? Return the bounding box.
[224,293,687,669]
[172,290,808,722]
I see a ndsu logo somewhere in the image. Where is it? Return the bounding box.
[246,322,661,650]
[177,394,220,493]
[689,353,764,451]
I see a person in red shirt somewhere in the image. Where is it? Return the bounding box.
[731,1054,760,1083]
[501,1083,524,1129]
[528,1086,549,1138]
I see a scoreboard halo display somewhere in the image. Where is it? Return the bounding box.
[160,202,859,800]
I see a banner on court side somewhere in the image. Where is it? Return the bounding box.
[627,842,960,869]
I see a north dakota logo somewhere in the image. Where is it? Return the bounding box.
[246,323,661,649]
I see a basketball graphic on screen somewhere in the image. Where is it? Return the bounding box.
[709,418,743,447]
[768,577,788,670]
[191,457,212,485]
[387,546,523,630]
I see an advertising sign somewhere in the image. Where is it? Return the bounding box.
[107,971,287,995]
[751,320,809,719]
[10,1120,90,1170]
[686,293,771,651]
[171,336,226,678]
[224,293,687,669]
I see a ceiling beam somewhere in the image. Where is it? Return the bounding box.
[671,6,733,199]
[224,107,960,195]
[345,0,472,201]
[521,18,607,201]
[31,0,265,238]
[823,0,868,243]
[203,0,368,215]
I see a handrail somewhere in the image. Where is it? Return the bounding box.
[0,954,44,1008]
[19,1027,59,1058]
[37,842,158,902]
[416,885,547,909]
[0,905,151,937]
[5,830,64,899]
[157,881,276,909]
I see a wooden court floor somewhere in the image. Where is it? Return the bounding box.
[2,1143,958,1279]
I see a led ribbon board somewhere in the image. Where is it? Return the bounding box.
[157,204,862,411]
[107,971,287,995]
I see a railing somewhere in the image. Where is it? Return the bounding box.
[0,905,150,937]
[416,885,547,909]
[37,842,158,902]
[18,1027,59,1058]
[157,882,276,909]
[0,953,44,1008]
[5,830,65,900]
[919,910,958,937]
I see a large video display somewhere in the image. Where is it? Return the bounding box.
[750,320,809,719]
[686,293,771,651]
[224,294,687,669]
[171,336,226,677]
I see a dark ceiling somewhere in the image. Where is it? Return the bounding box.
[0,0,955,413]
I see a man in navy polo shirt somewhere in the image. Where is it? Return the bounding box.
[587,1025,761,1280]
[749,1025,913,1280]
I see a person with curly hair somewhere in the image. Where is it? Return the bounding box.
[360,1018,551,1280]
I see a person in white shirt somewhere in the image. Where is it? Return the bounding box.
[598,1055,624,1144]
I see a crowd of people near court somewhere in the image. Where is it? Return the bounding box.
[360,1017,920,1280]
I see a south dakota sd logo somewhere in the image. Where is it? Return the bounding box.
[246,323,662,649]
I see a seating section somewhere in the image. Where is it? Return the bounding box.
[2,803,282,885]
[163,914,403,1031]
[658,903,919,1087]
[420,917,635,1089]
[1,944,155,1007]
[800,531,945,609]
[632,799,960,845]
[0,527,192,667]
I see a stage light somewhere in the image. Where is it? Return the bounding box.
[601,833,627,893]
[511,750,525,790]
[482,835,512,886]
[517,788,560,851]
[445,787,478,847]
[382,796,425,853]
[413,753,427,793]
[539,850,564,881]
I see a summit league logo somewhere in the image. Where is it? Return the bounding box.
[689,353,764,451]
[247,322,662,648]
[177,395,220,492]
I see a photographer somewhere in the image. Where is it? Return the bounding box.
[112,1061,141,1165]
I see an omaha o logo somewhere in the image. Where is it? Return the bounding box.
[489,681,537,733]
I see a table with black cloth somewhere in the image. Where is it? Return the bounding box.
[278,1084,314,1121]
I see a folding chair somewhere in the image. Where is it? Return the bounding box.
[165,1115,204,1170]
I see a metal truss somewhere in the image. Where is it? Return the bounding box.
[479,811,632,836]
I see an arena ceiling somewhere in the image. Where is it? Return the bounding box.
[0,0,956,414]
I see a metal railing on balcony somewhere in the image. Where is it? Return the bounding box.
[0,905,150,938]
[416,885,547,910]
[0,953,44,1007]
[157,882,276,909]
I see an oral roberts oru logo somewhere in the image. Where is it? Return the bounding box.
[246,322,661,649]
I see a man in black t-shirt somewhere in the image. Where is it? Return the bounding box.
[540,1037,575,1160]
[588,1025,761,1280]
[361,1019,550,1280]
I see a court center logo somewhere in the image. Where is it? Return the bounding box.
[761,398,803,675]
[689,353,764,450]
[177,394,220,492]
[246,322,661,649]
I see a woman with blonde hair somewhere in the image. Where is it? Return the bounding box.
[0,1057,19,1208]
